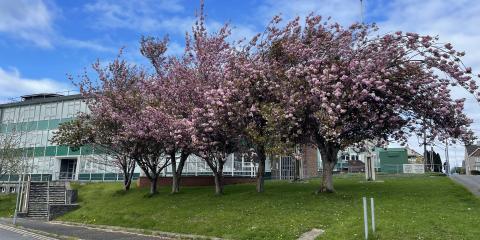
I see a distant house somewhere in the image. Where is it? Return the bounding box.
[334,143,378,173]
[465,144,480,175]
[405,146,423,164]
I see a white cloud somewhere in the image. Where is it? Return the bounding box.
[60,37,116,53]
[254,0,480,167]
[0,0,55,48]
[0,67,72,102]
[257,0,362,26]
[0,0,113,52]
[371,0,480,167]
[83,0,259,44]
[84,0,186,32]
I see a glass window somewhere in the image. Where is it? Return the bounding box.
[57,145,68,156]
[42,103,57,120]
[62,101,69,118]
[37,120,49,130]
[46,130,58,146]
[45,146,57,156]
[2,108,16,124]
[34,146,45,157]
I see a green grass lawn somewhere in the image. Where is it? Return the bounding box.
[56,174,480,240]
[0,194,16,218]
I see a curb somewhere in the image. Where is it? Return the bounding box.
[50,220,225,240]
[0,221,72,240]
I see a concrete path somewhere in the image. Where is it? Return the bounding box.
[0,218,172,240]
[0,223,59,240]
[297,228,324,240]
[450,175,480,197]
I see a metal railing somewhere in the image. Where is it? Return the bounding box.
[0,174,52,183]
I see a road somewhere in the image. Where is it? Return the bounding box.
[0,218,173,240]
[450,174,480,196]
[0,223,58,240]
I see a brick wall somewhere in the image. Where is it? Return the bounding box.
[302,145,319,178]
[136,176,256,188]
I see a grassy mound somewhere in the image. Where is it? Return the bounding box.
[57,174,480,239]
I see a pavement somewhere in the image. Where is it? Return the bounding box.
[0,218,173,240]
[0,223,58,240]
[450,174,480,196]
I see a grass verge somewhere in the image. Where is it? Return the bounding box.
[0,194,16,218]
[55,174,480,240]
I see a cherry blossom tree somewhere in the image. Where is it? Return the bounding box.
[224,51,296,192]
[139,36,197,194]
[52,115,137,191]
[77,57,169,195]
[254,15,479,193]
[184,5,246,195]
[0,130,23,180]
[138,3,244,195]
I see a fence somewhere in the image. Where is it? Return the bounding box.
[0,172,141,183]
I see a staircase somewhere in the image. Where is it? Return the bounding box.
[27,182,67,219]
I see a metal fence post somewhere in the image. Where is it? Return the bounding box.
[363,197,368,239]
[231,155,234,176]
[371,198,375,233]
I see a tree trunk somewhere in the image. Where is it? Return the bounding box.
[170,151,178,194]
[171,152,188,193]
[214,161,225,195]
[123,160,135,191]
[150,175,158,195]
[256,145,266,193]
[175,153,188,192]
[124,178,131,191]
[123,167,134,191]
[317,142,339,193]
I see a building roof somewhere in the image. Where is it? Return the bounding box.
[466,145,480,157]
[0,93,83,109]
[21,93,64,101]
[406,146,422,157]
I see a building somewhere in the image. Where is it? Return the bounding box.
[465,144,480,175]
[405,146,423,164]
[377,148,408,173]
[1,93,323,192]
[270,145,320,180]
[332,142,379,173]
[0,93,120,183]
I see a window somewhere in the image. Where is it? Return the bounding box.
[2,108,16,124]
[0,187,5,193]
[42,103,58,120]
[9,187,16,193]
[20,106,35,122]
[65,100,82,118]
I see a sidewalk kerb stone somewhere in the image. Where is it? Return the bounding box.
[50,220,225,240]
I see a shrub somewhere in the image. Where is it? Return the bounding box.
[470,170,480,175]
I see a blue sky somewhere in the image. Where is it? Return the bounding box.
[1,0,479,165]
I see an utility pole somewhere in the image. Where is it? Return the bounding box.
[430,144,434,172]
[423,125,427,172]
[359,0,365,24]
[445,139,450,175]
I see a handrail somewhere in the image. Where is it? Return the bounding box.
[22,175,31,213]
[46,181,50,220]
[64,182,67,204]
